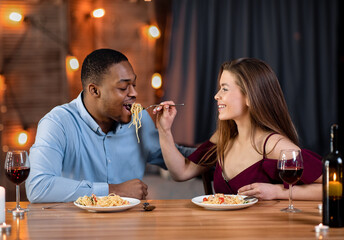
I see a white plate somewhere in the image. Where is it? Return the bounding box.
[191,195,258,210]
[74,197,140,212]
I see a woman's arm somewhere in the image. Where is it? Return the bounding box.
[153,101,206,181]
[238,134,322,200]
[238,177,322,200]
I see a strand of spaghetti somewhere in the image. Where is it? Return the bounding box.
[128,103,143,143]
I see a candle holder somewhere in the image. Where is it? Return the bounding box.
[314,223,329,240]
[0,222,12,234]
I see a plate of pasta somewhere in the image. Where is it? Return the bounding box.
[191,194,258,210]
[74,194,140,212]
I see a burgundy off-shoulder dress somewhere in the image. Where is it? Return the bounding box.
[187,134,322,194]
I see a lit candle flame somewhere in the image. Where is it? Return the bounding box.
[333,173,337,181]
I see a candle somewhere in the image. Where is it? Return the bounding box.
[0,187,5,224]
[329,181,343,197]
[314,223,329,233]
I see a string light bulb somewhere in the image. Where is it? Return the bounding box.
[17,130,28,146]
[91,8,105,18]
[148,25,160,39]
[151,73,162,89]
[9,12,23,22]
[66,56,79,71]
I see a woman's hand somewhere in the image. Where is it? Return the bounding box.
[153,101,177,133]
[237,183,280,200]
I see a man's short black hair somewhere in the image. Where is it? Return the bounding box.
[81,49,128,89]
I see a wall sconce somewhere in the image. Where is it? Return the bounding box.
[151,73,162,89]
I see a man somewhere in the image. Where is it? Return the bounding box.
[26,49,194,202]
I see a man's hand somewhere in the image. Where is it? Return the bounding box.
[109,179,148,200]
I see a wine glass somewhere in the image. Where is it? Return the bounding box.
[4,150,30,216]
[277,149,304,213]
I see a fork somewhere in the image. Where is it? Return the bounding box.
[41,203,62,210]
[144,103,185,110]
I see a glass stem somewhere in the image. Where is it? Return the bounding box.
[16,185,21,209]
[288,184,293,209]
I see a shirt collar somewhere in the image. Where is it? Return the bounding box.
[75,92,104,135]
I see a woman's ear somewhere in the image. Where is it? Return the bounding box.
[245,97,250,107]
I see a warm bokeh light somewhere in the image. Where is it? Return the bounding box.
[148,25,160,39]
[9,12,23,22]
[0,74,6,103]
[66,56,79,71]
[2,8,25,27]
[151,73,162,89]
[0,74,6,89]
[2,145,9,153]
[91,8,105,18]
[17,131,28,145]
[1,105,7,113]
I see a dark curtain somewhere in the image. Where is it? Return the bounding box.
[163,0,338,156]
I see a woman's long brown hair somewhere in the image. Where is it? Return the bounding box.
[200,58,299,167]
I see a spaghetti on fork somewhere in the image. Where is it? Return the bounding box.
[129,103,143,143]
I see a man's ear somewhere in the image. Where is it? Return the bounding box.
[88,84,100,97]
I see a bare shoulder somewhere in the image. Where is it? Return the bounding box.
[209,130,219,144]
[265,134,300,159]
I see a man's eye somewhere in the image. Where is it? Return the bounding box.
[119,86,128,91]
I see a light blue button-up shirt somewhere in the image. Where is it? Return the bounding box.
[26,93,194,203]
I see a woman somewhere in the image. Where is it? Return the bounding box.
[154,58,322,200]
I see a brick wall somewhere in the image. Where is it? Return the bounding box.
[0,0,158,201]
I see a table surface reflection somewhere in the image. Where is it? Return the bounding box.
[3,199,344,239]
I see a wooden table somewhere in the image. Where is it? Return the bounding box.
[2,200,344,239]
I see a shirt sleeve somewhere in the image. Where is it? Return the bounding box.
[25,117,109,203]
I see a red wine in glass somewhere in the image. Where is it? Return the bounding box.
[4,150,30,216]
[5,167,30,185]
[278,168,303,185]
[277,149,304,213]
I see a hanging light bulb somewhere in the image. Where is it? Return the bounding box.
[148,25,160,39]
[9,12,23,22]
[66,56,79,71]
[91,8,105,18]
[17,130,28,146]
[151,73,162,89]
